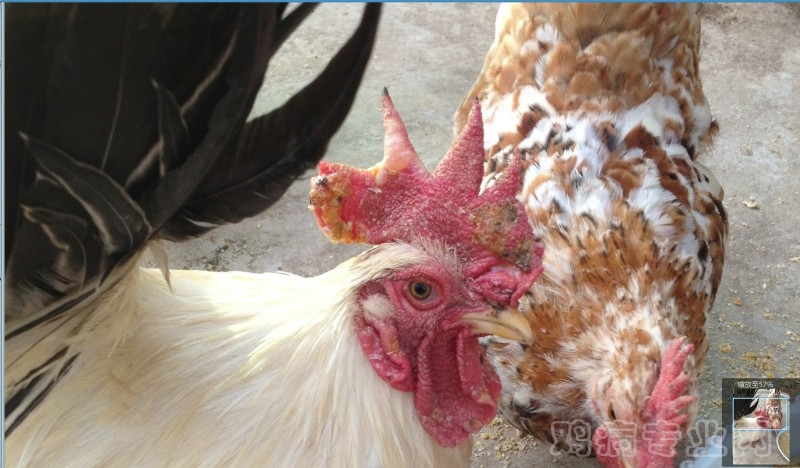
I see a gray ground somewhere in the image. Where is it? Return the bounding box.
[153,4,800,466]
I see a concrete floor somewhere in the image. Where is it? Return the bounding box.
[152,4,800,466]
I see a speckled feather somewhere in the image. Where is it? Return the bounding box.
[454,3,727,460]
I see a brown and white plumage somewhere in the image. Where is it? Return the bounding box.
[454,4,727,466]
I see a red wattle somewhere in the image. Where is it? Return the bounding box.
[413,326,500,447]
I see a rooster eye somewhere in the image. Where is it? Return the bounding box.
[409,281,432,299]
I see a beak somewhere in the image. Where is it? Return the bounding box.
[621,458,635,468]
[460,308,533,344]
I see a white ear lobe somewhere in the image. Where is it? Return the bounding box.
[362,294,395,320]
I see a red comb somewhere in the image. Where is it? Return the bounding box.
[309,90,542,306]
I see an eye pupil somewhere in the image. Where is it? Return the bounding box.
[409,281,432,299]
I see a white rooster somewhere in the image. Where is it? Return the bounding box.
[7,238,534,466]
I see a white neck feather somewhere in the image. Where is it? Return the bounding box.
[8,249,471,468]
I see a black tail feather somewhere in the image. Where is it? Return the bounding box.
[4,3,382,435]
[6,3,382,315]
[732,386,759,419]
[158,3,382,240]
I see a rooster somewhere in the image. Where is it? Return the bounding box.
[5,92,541,467]
[6,237,535,467]
[733,408,777,447]
[449,4,729,467]
[5,5,546,464]
[732,388,785,452]
[731,387,772,448]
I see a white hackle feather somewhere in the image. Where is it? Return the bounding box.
[6,242,471,468]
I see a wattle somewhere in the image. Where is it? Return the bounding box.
[413,326,501,447]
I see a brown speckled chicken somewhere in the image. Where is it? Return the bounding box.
[454,4,728,467]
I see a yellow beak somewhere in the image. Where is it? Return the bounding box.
[460,308,533,344]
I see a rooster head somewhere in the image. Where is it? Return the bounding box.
[309,90,542,447]
[349,239,533,447]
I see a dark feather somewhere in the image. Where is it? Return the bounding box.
[4,3,382,436]
[17,206,90,297]
[159,3,383,239]
[20,133,152,257]
[732,386,759,419]
[152,79,192,176]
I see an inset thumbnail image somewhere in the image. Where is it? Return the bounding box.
[732,387,790,465]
